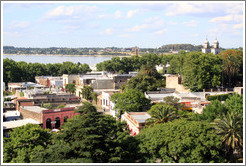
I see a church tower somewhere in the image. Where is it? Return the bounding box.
[211,38,220,55]
[202,38,211,53]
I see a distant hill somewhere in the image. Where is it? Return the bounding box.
[160,44,203,52]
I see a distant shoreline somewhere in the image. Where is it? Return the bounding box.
[3,54,131,58]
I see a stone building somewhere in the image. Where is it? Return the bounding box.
[201,38,220,55]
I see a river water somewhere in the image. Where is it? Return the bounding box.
[3,54,115,66]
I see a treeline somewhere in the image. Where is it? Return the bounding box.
[96,50,243,91]
[3,58,91,84]
[160,44,203,51]
[3,93,243,163]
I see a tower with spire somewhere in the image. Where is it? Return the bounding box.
[201,38,220,55]
[211,38,220,55]
[202,38,211,53]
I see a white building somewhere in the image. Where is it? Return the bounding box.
[202,38,220,55]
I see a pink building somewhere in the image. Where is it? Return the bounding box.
[122,112,151,136]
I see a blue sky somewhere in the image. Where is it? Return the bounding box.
[2,2,244,48]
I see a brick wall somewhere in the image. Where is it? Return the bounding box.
[20,107,42,123]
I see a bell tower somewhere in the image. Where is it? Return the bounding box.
[211,38,220,55]
[202,38,211,53]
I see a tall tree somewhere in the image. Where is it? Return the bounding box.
[146,104,178,127]
[137,119,226,163]
[75,101,97,114]
[3,124,51,163]
[219,49,243,87]
[33,112,139,163]
[65,83,76,94]
[81,86,93,101]
[182,52,223,91]
[212,111,243,162]
[111,89,151,119]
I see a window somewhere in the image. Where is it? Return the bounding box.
[46,118,51,129]
[64,116,68,123]
[55,117,60,128]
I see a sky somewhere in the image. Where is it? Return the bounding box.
[2,1,244,48]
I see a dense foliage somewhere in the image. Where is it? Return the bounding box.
[81,86,94,100]
[219,49,243,87]
[123,64,165,92]
[65,83,76,94]
[206,94,232,101]
[137,119,226,163]
[111,89,151,118]
[3,124,51,163]
[96,54,162,73]
[32,112,139,163]
[146,104,178,127]
[3,58,91,84]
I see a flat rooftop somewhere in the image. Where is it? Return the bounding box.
[127,112,151,123]
[3,118,41,130]
[21,106,46,113]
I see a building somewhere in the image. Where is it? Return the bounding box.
[63,71,137,97]
[3,119,41,137]
[42,106,80,130]
[35,76,63,88]
[201,38,220,55]
[19,105,80,130]
[165,74,190,93]
[100,90,120,110]
[15,91,80,111]
[122,112,151,136]
[8,82,46,92]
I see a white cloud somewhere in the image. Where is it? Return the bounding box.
[46,5,98,19]
[127,9,139,18]
[128,24,148,32]
[165,3,216,16]
[168,21,178,25]
[115,10,122,19]
[11,21,30,29]
[100,28,113,35]
[183,20,198,27]
[4,31,21,37]
[128,17,165,32]
[144,16,160,23]
[210,14,243,23]
[154,28,168,35]
[225,3,243,14]
[233,23,243,29]
[98,14,107,18]
[119,34,131,38]
[192,33,200,37]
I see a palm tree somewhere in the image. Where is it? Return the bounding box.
[146,104,178,127]
[212,111,243,162]
[74,101,97,114]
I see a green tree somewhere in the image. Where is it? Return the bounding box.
[125,64,164,93]
[212,111,243,162]
[33,112,139,163]
[42,103,53,109]
[137,119,226,163]
[162,96,184,110]
[65,83,76,94]
[75,101,97,114]
[196,100,228,122]
[146,104,178,127]
[111,89,151,119]
[225,93,243,115]
[81,86,93,101]
[91,92,98,104]
[182,52,223,91]
[3,124,51,163]
[219,49,243,87]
